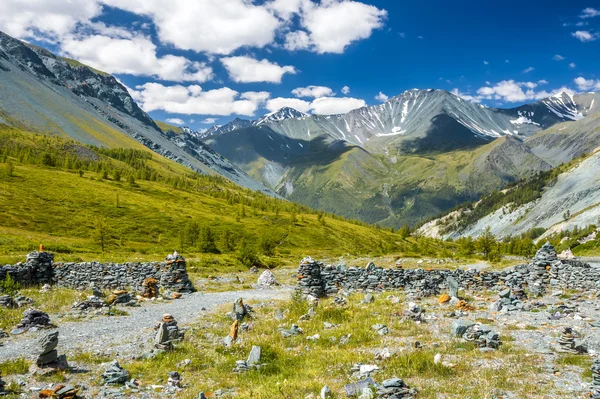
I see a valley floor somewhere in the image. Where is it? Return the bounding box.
[1,260,599,398]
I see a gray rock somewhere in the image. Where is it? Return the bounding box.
[447,276,459,298]
[344,378,376,397]
[451,320,475,337]
[247,346,261,365]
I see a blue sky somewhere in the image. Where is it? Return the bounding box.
[2,0,599,130]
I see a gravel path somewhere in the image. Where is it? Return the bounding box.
[0,288,291,361]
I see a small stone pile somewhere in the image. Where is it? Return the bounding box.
[101,361,130,385]
[12,308,51,334]
[401,302,425,322]
[451,320,501,349]
[106,290,136,306]
[333,296,347,306]
[70,296,107,315]
[38,385,81,398]
[154,314,184,350]
[490,287,529,312]
[257,270,278,287]
[297,257,325,298]
[36,331,60,367]
[167,371,182,389]
[0,372,6,396]
[376,377,417,398]
[163,252,195,293]
[557,327,586,354]
[591,358,600,398]
[0,296,14,309]
[231,298,252,321]
[279,324,303,337]
[234,346,262,372]
[140,277,159,299]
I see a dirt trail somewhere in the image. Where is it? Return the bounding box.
[0,288,291,361]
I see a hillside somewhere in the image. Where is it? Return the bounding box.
[0,30,271,195]
[0,127,433,264]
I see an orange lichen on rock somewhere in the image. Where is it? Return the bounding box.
[437,293,451,304]
[456,300,475,311]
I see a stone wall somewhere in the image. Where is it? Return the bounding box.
[0,252,194,293]
[297,243,600,298]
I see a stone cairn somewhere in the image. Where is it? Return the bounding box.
[106,290,135,306]
[451,320,501,349]
[0,372,6,396]
[557,327,586,354]
[528,242,558,296]
[376,377,417,398]
[297,257,325,298]
[101,360,130,385]
[12,308,51,334]
[71,296,106,315]
[231,298,252,321]
[140,277,159,299]
[163,252,194,293]
[154,314,184,350]
[37,331,60,367]
[591,358,600,399]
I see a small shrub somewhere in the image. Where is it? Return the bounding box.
[0,273,21,296]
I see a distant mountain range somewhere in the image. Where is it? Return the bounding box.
[200,88,600,228]
[0,31,274,196]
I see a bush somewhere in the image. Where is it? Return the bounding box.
[236,240,259,267]
[259,232,279,256]
[0,273,21,296]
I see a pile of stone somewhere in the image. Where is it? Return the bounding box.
[163,252,195,293]
[230,298,253,321]
[451,320,501,349]
[234,346,262,372]
[106,290,136,306]
[297,257,325,298]
[154,314,184,350]
[528,242,559,296]
[401,302,426,323]
[101,361,130,385]
[257,270,278,287]
[37,331,61,367]
[0,296,14,308]
[70,296,107,315]
[12,308,51,334]
[333,296,347,306]
[38,384,81,398]
[489,287,529,312]
[0,372,6,396]
[167,371,182,389]
[140,277,159,299]
[557,327,587,354]
[279,324,303,337]
[591,358,600,398]
[0,294,33,309]
[376,377,417,398]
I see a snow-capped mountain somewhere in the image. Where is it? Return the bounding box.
[255,107,308,125]
[200,107,308,139]
[239,89,600,152]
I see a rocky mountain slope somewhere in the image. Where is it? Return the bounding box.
[0,31,273,195]
[202,89,600,227]
[417,107,600,239]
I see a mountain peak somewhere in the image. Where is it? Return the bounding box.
[256,107,308,125]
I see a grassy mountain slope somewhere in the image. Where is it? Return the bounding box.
[0,128,433,264]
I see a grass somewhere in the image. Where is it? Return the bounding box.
[103,291,549,399]
[0,358,29,375]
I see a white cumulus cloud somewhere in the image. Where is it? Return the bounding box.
[574,77,600,91]
[284,30,312,51]
[61,34,214,82]
[374,91,389,102]
[221,56,296,83]
[572,30,599,42]
[450,89,481,103]
[131,82,268,116]
[552,54,565,61]
[341,86,351,95]
[310,96,366,114]
[580,7,600,18]
[292,85,334,98]
[569,62,577,68]
[266,97,312,113]
[201,117,218,124]
[301,0,387,54]
[523,66,535,73]
[166,118,185,125]
[476,80,574,103]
